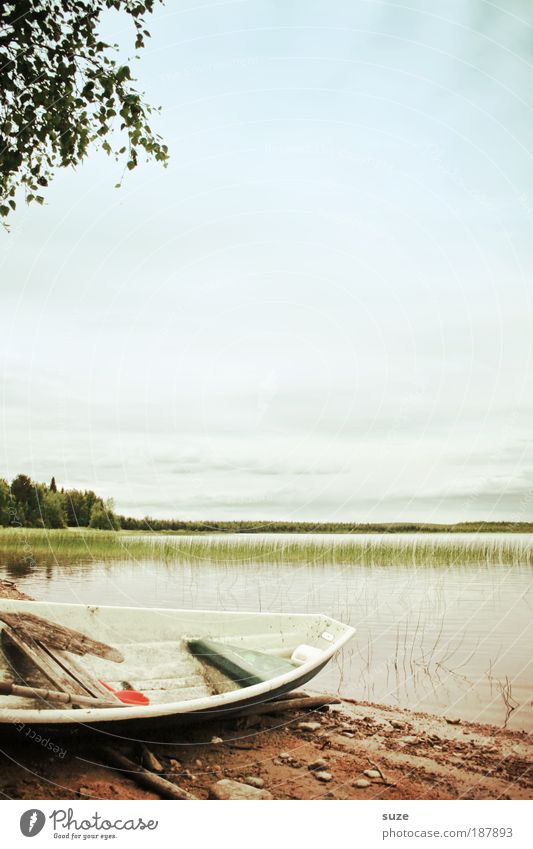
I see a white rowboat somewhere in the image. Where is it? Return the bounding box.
[0,599,354,729]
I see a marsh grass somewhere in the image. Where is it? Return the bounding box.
[0,527,531,567]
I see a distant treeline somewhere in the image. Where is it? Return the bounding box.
[0,475,120,530]
[117,517,533,534]
[1,475,531,533]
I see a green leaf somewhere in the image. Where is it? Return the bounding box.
[0,0,167,222]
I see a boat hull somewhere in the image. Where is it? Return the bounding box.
[0,599,355,736]
[1,659,333,742]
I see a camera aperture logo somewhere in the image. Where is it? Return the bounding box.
[20,809,46,837]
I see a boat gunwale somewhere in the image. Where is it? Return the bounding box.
[0,600,355,725]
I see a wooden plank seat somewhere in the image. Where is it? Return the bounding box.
[79,640,217,704]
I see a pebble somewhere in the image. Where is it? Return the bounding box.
[195,759,203,768]
[297,721,322,732]
[209,779,273,800]
[314,771,332,783]
[168,759,182,772]
[400,735,418,744]
[390,720,406,729]
[308,758,329,772]
[354,779,371,788]
[279,752,291,760]
[364,769,381,779]
[244,776,265,789]
[211,736,223,744]
[142,749,163,773]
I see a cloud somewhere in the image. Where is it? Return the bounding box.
[2,1,533,522]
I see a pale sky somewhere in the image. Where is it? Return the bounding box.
[1,0,533,522]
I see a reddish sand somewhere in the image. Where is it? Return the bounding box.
[0,580,531,801]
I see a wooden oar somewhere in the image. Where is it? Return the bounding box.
[0,679,123,708]
[0,611,124,662]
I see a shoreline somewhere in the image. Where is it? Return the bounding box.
[0,581,531,801]
[1,694,531,801]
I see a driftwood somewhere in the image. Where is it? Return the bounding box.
[0,679,120,708]
[338,695,361,706]
[0,589,122,708]
[367,758,396,787]
[273,690,310,700]
[139,744,164,773]
[0,581,33,601]
[1,625,122,707]
[2,625,89,697]
[99,747,198,800]
[230,694,340,720]
[0,611,124,662]
[48,650,122,701]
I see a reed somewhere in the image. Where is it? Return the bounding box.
[0,528,531,567]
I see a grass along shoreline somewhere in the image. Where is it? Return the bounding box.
[0,528,531,567]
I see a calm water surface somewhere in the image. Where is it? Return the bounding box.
[1,533,531,730]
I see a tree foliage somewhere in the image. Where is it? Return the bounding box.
[0,0,168,220]
[0,478,11,525]
[117,516,533,534]
[89,500,120,530]
[40,488,68,528]
[1,473,120,529]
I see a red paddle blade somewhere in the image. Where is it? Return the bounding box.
[99,680,150,706]
[115,689,150,705]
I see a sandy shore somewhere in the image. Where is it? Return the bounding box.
[1,697,531,800]
[0,580,531,801]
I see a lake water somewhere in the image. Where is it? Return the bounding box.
[1,533,532,730]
